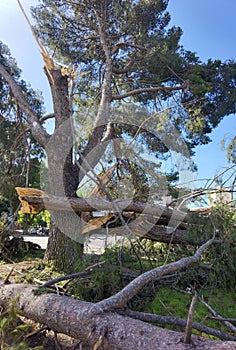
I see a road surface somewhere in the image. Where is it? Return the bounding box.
[23,234,123,254]
[23,235,48,250]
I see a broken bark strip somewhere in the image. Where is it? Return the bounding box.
[0,282,236,350]
[184,292,198,344]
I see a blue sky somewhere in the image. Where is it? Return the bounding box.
[0,0,235,185]
[168,0,236,184]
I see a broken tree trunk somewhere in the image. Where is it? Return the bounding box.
[0,282,236,350]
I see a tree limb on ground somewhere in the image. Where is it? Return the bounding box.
[0,281,236,350]
[197,294,236,334]
[123,310,236,341]
[1,238,235,349]
[94,238,216,312]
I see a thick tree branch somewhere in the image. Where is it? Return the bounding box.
[112,81,188,100]
[15,188,187,223]
[124,310,236,341]
[95,238,216,311]
[0,64,50,147]
[0,275,235,349]
[39,112,55,123]
[77,8,113,182]
[111,41,147,55]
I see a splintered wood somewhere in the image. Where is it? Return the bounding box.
[15,187,48,214]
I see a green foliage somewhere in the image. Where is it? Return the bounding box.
[29,1,236,227]
[221,135,236,164]
[65,240,158,307]
[0,196,10,215]
[166,204,236,290]
[18,210,50,232]
[0,41,45,213]
[64,253,123,302]
[0,298,44,350]
[32,0,236,155]
[65,202,236,305]
[0,299,28,350]
[183,59,236,146]
[1,0,236,279]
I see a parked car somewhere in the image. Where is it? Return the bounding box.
[28,227,38,234]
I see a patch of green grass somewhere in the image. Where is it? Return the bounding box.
[142,287,236,337]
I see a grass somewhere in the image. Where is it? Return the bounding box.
[142,287,236,338]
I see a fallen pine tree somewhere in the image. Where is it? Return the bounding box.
[1,238,236,350]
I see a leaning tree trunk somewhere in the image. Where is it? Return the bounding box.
[42,18,114,271]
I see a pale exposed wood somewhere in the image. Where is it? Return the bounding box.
[189,207,211,212]
[16,187,48,214]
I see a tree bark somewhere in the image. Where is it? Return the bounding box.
[16,190,187,222]
[0,282,235,350]
[16,188,208,245]
[0,62,84,272]
[43,217,83,272]
[41,68,83,272]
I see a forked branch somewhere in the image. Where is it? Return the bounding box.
[95,238,216,311]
